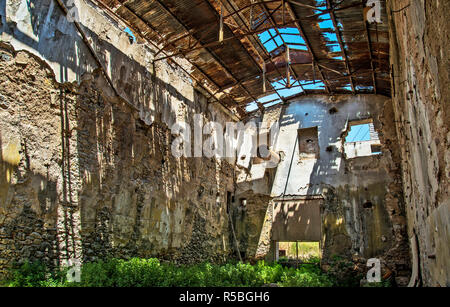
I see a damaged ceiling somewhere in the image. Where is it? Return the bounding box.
[94,0,391,116]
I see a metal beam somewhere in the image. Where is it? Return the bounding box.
[97,0,246,116]
[215,0,286,106]
[284,1,332,93]
[326,0,355,94]
[220,0,289,102]
[152,0,263,110]
[115,1,247,114]
[363,19,378,94]
[258,2,306,93]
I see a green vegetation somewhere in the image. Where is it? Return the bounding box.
[288,242,320,259]
[278,242,320,261]
[325,255,364,287]
[2,256,393,287]
[2,258,336,287]
[4,261,69,287]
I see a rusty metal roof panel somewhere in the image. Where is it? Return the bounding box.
[95,0,392,115]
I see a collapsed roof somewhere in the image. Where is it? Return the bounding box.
[95,0,390,117]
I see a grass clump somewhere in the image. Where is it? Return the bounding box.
[2,258,336,287]
[3,261,68,287]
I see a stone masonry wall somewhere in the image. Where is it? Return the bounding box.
[0,0,237,275]
[0,45,235,275]
[387,0,450,286]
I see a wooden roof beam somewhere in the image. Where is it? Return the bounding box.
[218,0,286,105]
[259,2,306,93]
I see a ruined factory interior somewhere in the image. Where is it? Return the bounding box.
[0,0,448,288]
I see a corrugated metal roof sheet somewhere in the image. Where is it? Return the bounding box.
[96,0,392,116]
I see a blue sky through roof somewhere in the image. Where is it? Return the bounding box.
[258,27,308,53]
[245,1,354,112]
[246,102,259,112]
[124,27,136,43]
[314,1,343,54]
[300,80,325,90]
[346,124,371,143]
[251,9,345,113]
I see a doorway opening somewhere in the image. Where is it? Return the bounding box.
[277,241,320,267]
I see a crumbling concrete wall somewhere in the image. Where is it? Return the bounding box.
[0,0,236,275]
[232,106,283,261]
[232,190,272,260]
[235,95,410,284]
[387,0,450,287]
[276,95,409,284]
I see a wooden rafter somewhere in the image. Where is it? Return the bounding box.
[93,0,391,114]
[258,2,306,93]
[218,0,286,104]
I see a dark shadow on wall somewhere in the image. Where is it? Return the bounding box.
[231,191,272,261]
[0,0,235,270]
[272,98,410,281]
[58,88,79,262]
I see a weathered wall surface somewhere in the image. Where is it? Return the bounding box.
[387,0,450,286]
[0,0,236,275]
[235,95,410,284]
[232,106,282,261]
[276,96,409,284]
[232,190,272,260]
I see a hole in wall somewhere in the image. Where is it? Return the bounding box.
[277,242,321,263]
[371,144,382,154]
[298,126,319,158]
[329,107,338,114]
[363,202,373,209]
[197,186,204,198]
[344,119,382,158]
[124,27,136,44]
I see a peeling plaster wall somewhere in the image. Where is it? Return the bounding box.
[0,0,236,275]
[276,95,409,282]
[387,0,450,287]
[235,95,410,284]
[232,106,282,261]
